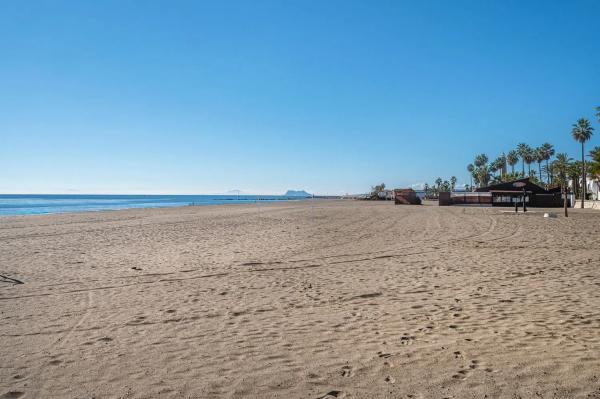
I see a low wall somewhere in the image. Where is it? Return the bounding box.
[440,192,492,206]
[576,200,600,209]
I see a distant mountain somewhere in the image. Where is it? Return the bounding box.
[284,190,311,197]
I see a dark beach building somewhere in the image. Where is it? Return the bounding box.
[475,178,565,207]
[394,188,422,205]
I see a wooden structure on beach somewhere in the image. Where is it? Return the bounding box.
[438,178,567,207]
[475,178,565,207]
[394,188,422,205]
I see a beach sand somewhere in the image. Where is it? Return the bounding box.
[2,200,600,398]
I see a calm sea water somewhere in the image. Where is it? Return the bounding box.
[0,194,309,216]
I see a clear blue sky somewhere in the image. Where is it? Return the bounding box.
[1,0,599,195]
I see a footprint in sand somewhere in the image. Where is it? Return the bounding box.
[317,390,343,399]
[340,365,353,378]
[1,392,25,399]
[400,336,415,345]
[452,369,470,379]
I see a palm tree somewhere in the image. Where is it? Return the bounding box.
[474,154,488,168]
[522,147,535,177]
[596,106,600,123]
[568,162,582,200]
[590,146,600,163]
[571,118,594,208]
[535,147,544,183]
[540,143,555,185]
[589,146,600,201]
[450,176,457,191]
[489,161,499,177]
[553,153,572,216]
[473,154,490,188]
[491,156,506,181]
[466,164,474,191]
[435,177,442,195]
[506,150,519,174]
[476,166,490,188]
[517,143,531,176]
[541,163,554,186]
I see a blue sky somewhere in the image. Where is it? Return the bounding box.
[1,0,599,195]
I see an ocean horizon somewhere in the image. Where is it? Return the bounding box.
[0,194,312,216]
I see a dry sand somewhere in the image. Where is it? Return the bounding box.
[1,200,600,399]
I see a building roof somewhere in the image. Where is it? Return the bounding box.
[476,178,554,194]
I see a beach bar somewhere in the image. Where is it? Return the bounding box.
[475,178,565,207]
[438,178,567,207]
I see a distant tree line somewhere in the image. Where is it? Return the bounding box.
[423,176,457,199]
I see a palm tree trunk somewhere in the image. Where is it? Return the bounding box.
[522,160,525,176]
[538,162,542,182]
[546,159,550,185]
[581,143,586,209]
[511,164,515,174]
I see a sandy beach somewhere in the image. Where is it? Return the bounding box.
[2,200,600,399]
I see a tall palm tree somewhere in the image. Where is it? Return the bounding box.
[450,176,457,191]
[535,147,544,183]
[495,153,507,180]
[474,154,488,168]
[571,118,594,208]
[506,150,519,174]
[489,156,503,181]
[523,147,535,176]
[467,164,474,191]
[473,154,490,188]
[489,160,499,177]
[516,143,531,176]
[596,106,600,123]
[541,163,552,185]
[435,177,442,194]
[540,142,555,185]
[554,153,572,216]
[568,162,582,200]
[476,166,491,188]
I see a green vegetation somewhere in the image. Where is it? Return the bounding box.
[423,176,457,198]
[369,183,386,199]
[571,118,594,208]
[463,107,599,207]
[553,153,572,216]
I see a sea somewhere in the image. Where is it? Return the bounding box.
[0,194,309,216]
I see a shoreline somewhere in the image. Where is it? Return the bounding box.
[0,196,332,218]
